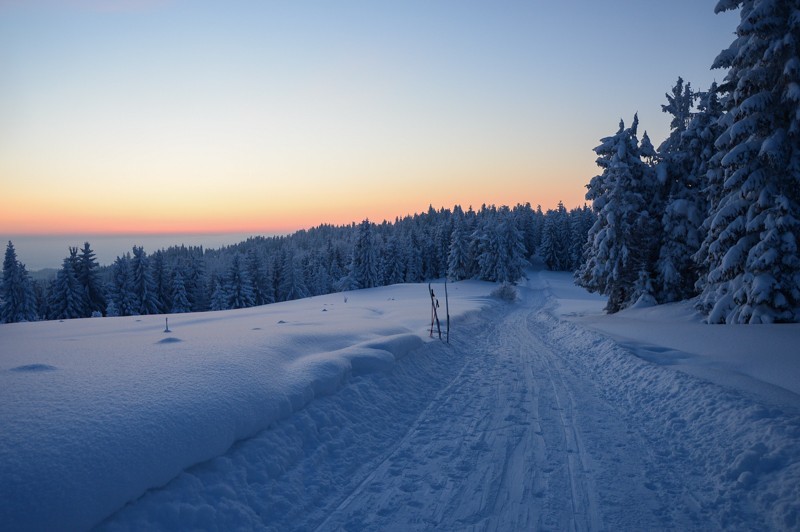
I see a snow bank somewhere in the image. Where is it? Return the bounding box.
[530,272,800,529]
[0,281,492,531]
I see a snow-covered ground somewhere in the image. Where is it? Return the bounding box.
[1,272,798,530]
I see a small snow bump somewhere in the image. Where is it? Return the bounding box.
[157,337,183,344]
[10,364,57,373]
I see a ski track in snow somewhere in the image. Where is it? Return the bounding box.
[95,273,800,531]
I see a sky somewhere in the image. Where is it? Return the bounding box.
[1,0,738,242]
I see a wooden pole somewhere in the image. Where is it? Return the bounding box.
[444,279,450,344]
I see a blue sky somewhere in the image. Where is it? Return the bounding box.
[1,1,737,238]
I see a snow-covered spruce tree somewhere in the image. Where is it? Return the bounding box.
[130,246,159,315]
[699,0,800,323]
[246,248,272,306]
[186,252,209,312]
[210,273,229,311]
[447,215,472,281]
[577,115,660,312]
[50,252,84,320]
[655,78,707,303]
[150,251,170,314]
[76,242,106,317]
[495,206,527,283]
[540,202,572,271]
[226,253,254,309]
[514,202,543,259]
[403,230,423,283]
[381,237,406,285]
[279,248,309,301]
[1,241,37,323]
[689,84,726,307]
[569,205,595,271]
[473,208,500,282]
[110,254,136,316]
[349,219,379,289]
[170,269,191,313]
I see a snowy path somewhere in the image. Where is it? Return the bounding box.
[312,286,693,531]
[316,290,608,531]
[94,273,800,531]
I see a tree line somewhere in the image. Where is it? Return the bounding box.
[1,203,594,323]
[577,0,800,324]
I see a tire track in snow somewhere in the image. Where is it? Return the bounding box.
[316,290,620,531]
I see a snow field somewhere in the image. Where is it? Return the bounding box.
[2,271,799,530]
[0,282,492,531]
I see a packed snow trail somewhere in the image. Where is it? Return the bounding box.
[96,272,800,531]
[312,285,691,531]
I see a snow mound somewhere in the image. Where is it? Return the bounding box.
[9,363,57,372]
[156,337,183,344]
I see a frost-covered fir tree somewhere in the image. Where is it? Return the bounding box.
[226,253,254,309]
[577,116,660,312]
[76,242,106,317]
[246,249,272,306]
[210,273,229,311]
[656,78,706,303]
[380,237,406,285]
[170,270,191,313]
[540,202,571,271]
[495,206,527,283]
[473,209,501,282]
[349,219,379,289]
[691,84,726,303]
[279,248,309,301]
[186,253,209,312]
[569,205,595,271]
[50,252,84,320]
[111,254,136,316]
[1,241,37,323]
[403,231,423,283]
[150,251,170,314]
[131,246,159,315]
[447,216,472,281]
[699,0,800,323]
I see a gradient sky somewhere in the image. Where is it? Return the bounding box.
[1,0,738,236]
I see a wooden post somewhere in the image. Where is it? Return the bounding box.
[164,317,171,333]
[444,279,450,344]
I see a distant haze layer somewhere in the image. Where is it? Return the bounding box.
[2,233,259,271]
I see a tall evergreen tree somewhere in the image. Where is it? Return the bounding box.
[279,248,309,301]
[447,216,471,281]
[246,249,271,306]
[700,0,800,323]
[349,219,379,289]
[495,206,528,283]
[50,253,84,320]
[691,83,726,306]
[130,246,159,315]
[210,273,229,311]
[170,269,191,314]
[76,242,106,316]
[226,253,254,309]
[150,251,171,314]
[540,202,571,271]
[577,116,660,312]
[1,241,37,323]
[656,78,705,303]
[111,254,136,317]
